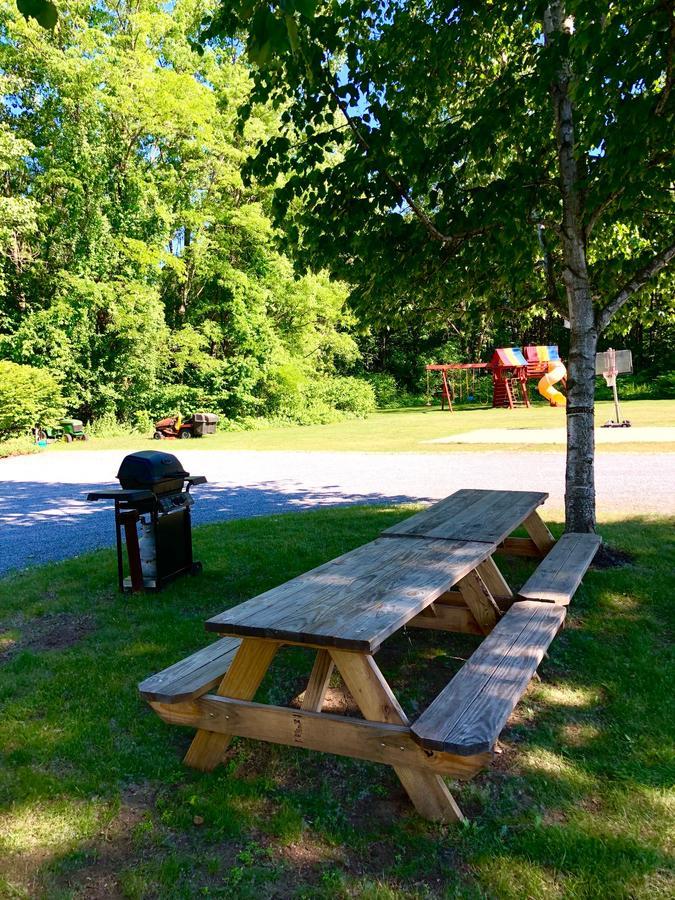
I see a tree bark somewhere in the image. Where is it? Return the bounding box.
[546,4,598,532]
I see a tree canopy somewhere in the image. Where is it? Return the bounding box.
[203,1,673,321]
[197,0,674,529]
[0,0,371,426]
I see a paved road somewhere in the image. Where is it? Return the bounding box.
[1,449,673,575]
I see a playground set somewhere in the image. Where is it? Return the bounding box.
[427,345,567,411]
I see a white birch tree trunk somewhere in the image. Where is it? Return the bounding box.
[547,3,598,532]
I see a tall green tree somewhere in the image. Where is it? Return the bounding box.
[203,0,675,531]
[2,0,364,425]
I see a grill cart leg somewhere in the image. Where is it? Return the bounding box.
[119,509,143,593]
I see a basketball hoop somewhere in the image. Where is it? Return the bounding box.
[595,348,632,427]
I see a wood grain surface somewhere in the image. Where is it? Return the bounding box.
[381,489,548,544]
[411,601,566,755]
[206,536,494,651]
[138,637,241,703]
[517,533,601,605]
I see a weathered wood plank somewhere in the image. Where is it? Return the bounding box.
[495,537,541,558]
[407,604,483,635]
[183,638,280,771]
[522,511,556,554]
[330,649,465,823]
[477,557,514,601]
[206,537,494,652]
[517,533,602,605]
[381,489,548,545]
[456,570,500,634]
[434,590,466,606]
[138,637,241,704]
[301,650,334,712]
[411,601,566,755]
[152,695,490,778]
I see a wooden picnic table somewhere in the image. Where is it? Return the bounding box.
[141,488,596,824]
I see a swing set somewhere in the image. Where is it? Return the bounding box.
[426,346,566,411]
[425,363,491,411]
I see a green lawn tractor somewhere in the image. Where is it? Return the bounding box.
[38,418,89,443]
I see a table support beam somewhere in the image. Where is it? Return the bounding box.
[329,649,465,823]
[408,604,482,635]
[477,557,514,601]
[152,696,490,778]
[496,537,541,558]
[183,638,280,771]
[301,650,334,712]
[523,511,556,555]
[456,571,500,634]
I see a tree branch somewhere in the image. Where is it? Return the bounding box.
[325,80,489,246]
[584,188,624,238]
[655,0,674,116]
[596,239,675,331]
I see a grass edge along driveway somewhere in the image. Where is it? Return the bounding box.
[0,506,673,898]
[46,399,675,456]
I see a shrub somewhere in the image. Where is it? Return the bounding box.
[86,412,137,438]
[0,361,64,439]
[262,367,376,424]
[362,373,400,408]
[594,370,675,401]
[314,376,376,416]
[0,435,40,458]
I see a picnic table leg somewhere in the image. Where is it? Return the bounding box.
[522,511,556,555]
[476,557,514,603]
[330,649,465,824]
[184,638,280,771]
[301,650,334,712]
[456,570,500,634]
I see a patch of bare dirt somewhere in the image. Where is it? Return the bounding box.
[290,678,362,717]
[592,544,634,568]
[48,784,158,899]
[0,612,96,663]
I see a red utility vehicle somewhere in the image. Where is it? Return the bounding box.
[152,413,218,440]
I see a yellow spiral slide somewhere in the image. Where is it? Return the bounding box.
[538,360,567,406]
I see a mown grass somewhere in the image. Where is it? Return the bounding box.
[0,506,673,898]
[46,399,675,456]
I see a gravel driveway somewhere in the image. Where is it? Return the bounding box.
[1,448,673,575]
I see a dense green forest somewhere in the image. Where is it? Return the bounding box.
[0,0,673,439]
[0,0,374,433]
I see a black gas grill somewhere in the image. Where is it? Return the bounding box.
[87,450,206,593]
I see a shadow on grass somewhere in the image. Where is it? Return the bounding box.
[0,509,673,898]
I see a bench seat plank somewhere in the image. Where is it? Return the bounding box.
[517,533,601,605]
[138,637,241,703]
[382,489,548,545]
[205,536,494,652]
[411,601,566,755]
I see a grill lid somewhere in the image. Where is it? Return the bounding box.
[117,450,189,489]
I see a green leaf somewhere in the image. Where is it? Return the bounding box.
[285,14,299,55]
[295,0,317,16]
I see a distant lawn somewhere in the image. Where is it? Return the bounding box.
[0,507,673,898]
[49,398,675,456]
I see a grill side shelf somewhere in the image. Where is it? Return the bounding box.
[87,489,155,502]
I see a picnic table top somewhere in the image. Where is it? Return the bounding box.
[205,535,495,652]
[381,488,548,545]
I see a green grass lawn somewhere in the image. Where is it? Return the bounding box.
[1,507,673,898]
[48,399,675,456]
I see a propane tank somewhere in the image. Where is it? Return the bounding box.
[138,517,157,580]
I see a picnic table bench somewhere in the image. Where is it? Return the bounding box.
[140,489,600,823]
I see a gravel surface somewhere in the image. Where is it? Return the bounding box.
[1,448,673,575]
